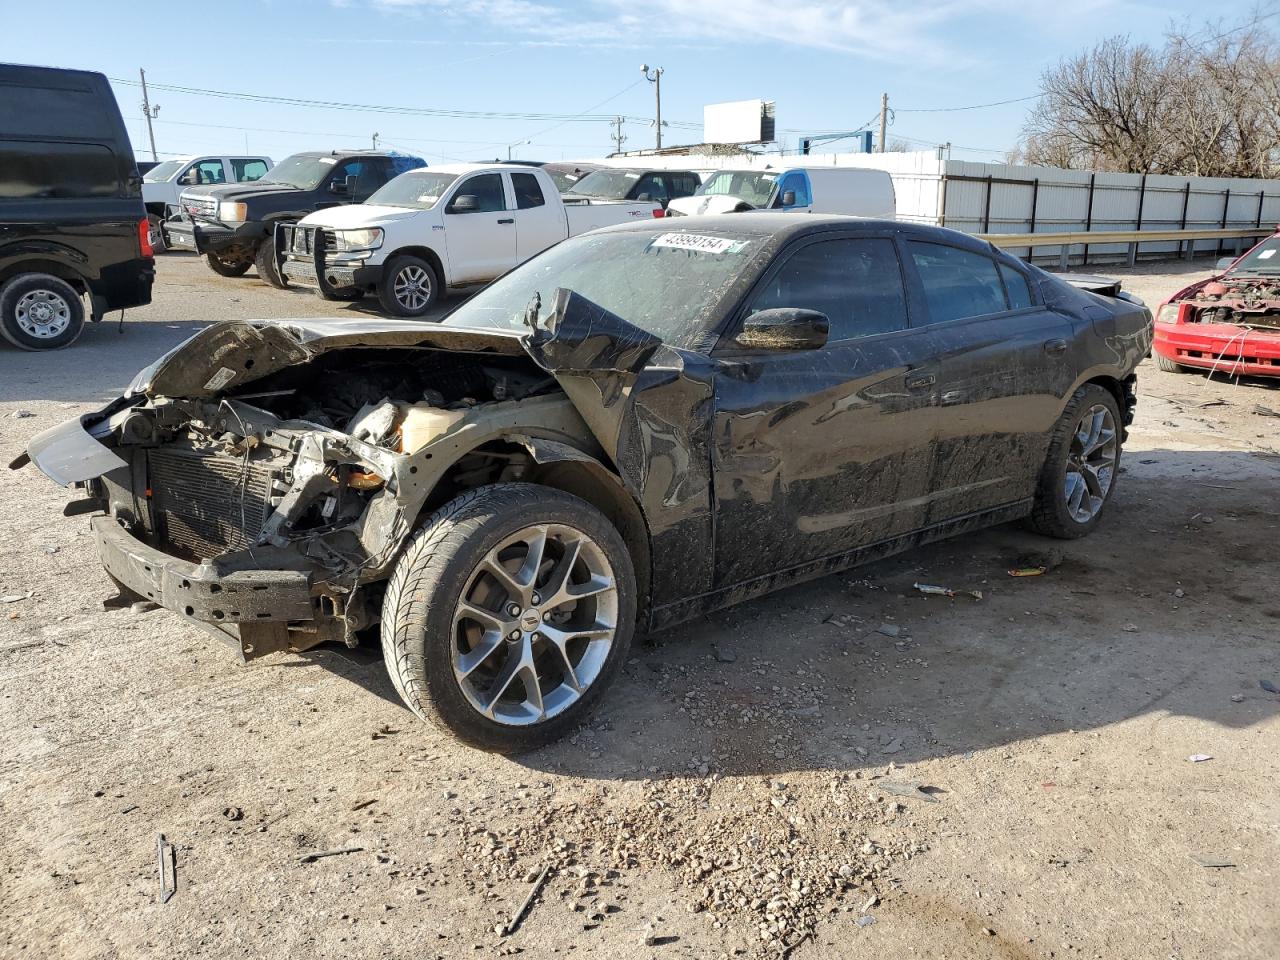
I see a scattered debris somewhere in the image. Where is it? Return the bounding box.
[881,738,904,755]
[1261,679,1279,695]
[350,798,377,812]
[0,592,32,603]
[156,833,177,904]
[1253,404,1280,418]
[861,895,878,912]
[1007,566,1047,577]
[130,600,159,614]
[1190,855,1236,868]
[222,806,244,821]
[1122,623,1140,633]
[10,409,33,419]
[875,623,901,638]
[1187,754,1213,763]
[297,846,363,864]
[1230,694,1245,703]
[712,645,738,664]
[641,922,658,946]
[982,927,996,936]
[856,915,876,928]
[913,582,982,601]
[502,864,551,937]
[878,781,940,803]
[1173,588,1186,598]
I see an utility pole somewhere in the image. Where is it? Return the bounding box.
[610,116,627,155]
[372,132,379,149]
[139,68,159,162]
[642,64,663,150]
[877,92,888,154]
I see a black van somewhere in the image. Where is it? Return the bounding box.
[0,63,154,351]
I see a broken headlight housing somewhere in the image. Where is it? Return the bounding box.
[330,228,384,252]
[1157,303,1180,323]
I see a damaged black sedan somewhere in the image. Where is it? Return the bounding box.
[14,214,1152,752]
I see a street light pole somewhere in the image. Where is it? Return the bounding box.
[641,64,664,150]
[139,68,159,162]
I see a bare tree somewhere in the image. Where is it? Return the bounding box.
[1019,17,1280,177]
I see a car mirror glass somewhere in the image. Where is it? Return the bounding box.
[450,195,479,213]
[734,308,829,351]
[781,190,797,206]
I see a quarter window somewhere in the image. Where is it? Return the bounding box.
[511,172,545,209]
[231,158,268,182]
[0,140,118,198]
[908,241,1008,323]
[747,238,908,341]
[1000,263,1033,309]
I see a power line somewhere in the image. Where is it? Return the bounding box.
[894,94,1042,113]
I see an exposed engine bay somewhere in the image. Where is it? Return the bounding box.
[1177,277,1280,329]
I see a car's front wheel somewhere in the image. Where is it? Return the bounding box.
[1153,350,1186,373]
[377,255,439,317]
[1029,384,1123,539]
[382,484,635,753]
[205,251,251,277]
[253,238,290,289]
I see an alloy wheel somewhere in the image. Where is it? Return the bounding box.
[452,523,618,726]
[14,288,72,340]
[394,264,432,312]
[1062,403,1118,523]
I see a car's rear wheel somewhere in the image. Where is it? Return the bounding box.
[205,251,251,277]
[1154,350,1186,373]
[0,273,86,351]
[377,255,439,317]
[253,238,289,289]
[382,484,636,753]
[1029,384,1122,539]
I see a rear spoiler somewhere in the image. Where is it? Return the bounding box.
[1057,274,1122,298]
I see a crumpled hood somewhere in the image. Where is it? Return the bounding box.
[129,319,527,399]
[297,204,421,229]
[668,194,756,217]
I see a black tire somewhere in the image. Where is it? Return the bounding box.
[0,273,86,351]
[253,237,289,289]
[205,251,251,278]
[146,214,169,254]
[1153,351,1185,373]
[377,254,440,317]
[1028,384,1123,540]
[317,285,364,302]
[381,484,636,753]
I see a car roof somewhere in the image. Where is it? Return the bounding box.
[596,211,999,252]
[398,162,522,176]
[290,150,412,159]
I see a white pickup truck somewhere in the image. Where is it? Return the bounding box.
[278,162,661,316]
[141,154,272,250]
[666,167,895,218]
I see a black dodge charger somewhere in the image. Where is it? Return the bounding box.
[16,214,1153,751]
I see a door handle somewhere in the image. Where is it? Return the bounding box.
[1043,338,1067,356]
[905,372,936,391]
[497,218,515,224]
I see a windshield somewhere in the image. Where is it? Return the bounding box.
[564,168,642,199]
[441,228,762,350]
[257,155,339,189]
[546,165,597,192]
[143,160,185,182]
[367,171,459,209]
[1229,236,1280,275]
[696,170,779,207]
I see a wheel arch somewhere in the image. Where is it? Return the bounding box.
[385,245,446,291]
[409,434,653,630]
[1065,368,1137,434]
[0,259,89,296]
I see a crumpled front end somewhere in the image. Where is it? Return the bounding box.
[1155,276,1280,377]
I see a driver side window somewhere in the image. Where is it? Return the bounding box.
[448,173,506,213]
[774,172,810,208]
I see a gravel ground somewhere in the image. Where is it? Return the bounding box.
[1,253,1278,960]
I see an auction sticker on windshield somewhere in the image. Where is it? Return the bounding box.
[650,233,749,255]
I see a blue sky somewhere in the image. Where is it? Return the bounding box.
[2,0,1265,165]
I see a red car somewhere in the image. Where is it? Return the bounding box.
[1153,233,1280,377]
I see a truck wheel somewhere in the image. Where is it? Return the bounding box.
[147,214,169,254]
[1028,384,1123,540]
[381,484,636,753]
[1153,351,1186,373]
[253,238,289,289]
[377,255,439,317]
[0,273,86,351]
[205,252,251,278]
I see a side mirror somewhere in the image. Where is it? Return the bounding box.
[329,178,350,195]
[1215,256,1237,272]
[781,189,797,207]
[734,308,828,351]
[450,194,479,213]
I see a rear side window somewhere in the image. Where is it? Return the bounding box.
[669,173,699,197]
[232,158,268,182]
[511,172,545,209]
[747,238,908,341]
[1000,263,1033,309]
[908,241,1008,323]
[0,139,118,199]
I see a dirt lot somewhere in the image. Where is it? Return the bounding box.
[1,253,1277,960]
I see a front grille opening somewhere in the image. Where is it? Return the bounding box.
[149,446,276,561]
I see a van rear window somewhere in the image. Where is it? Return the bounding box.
[0,140,119,199]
